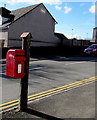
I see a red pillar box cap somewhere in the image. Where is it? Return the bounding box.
[7,49,25,56]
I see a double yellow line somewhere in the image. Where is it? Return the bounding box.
[0,76,97,112]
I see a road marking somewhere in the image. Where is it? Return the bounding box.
[28,76,96,99]
[0,76,96,113]
[28,77,96,101]
[0,99,18,107]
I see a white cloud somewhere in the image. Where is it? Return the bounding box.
[55,30,83,39]
[65,34,72,39]
[6,0,63,5]
[74,34,82,39]
[5,0,97,4]
[55,5,62,10]
[89,4,95,13]
[64,6,72,14]
[65,34,83,39]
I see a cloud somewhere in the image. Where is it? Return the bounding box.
[63,33,83,39]
[55,5,62,10]
[74,34,82,39]
[89,4,95,13]
[5,0,97,4]
[70,34,83,39]
[64,6,72,14]
[65,34,72,39]
[55,29,83,39]
[6,0,63,5]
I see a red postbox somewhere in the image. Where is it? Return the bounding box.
[6,49,26,79]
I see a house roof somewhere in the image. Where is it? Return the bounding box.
[11,4,40,22]
[94,27,97,29]
[0,3,57,28]
[55,33,68,40]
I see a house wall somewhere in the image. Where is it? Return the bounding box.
[92,28,97,43]
[8,4,60,47]
[0,30,8,47]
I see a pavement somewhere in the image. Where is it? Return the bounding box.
[2,81,96,119]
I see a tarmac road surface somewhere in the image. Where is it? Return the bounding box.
[2,78,96,119]
[0,56,97,105]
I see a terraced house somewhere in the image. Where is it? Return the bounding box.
[0,3,60,47]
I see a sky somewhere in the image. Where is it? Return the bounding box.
[0,0,96,40]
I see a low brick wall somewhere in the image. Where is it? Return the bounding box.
[2,46,87,59]
[30,46,86,57]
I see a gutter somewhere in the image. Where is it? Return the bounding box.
[0,25,9,30]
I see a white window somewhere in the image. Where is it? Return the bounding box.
[0,15,2,25]
[0,15,10,25]
[40,9,46,14]
[2,17,10,24]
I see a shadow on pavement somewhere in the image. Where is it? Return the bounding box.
[26,108,63,120]
[30,55,97,62]
[23,108,96,120]
[51,56,97,62]
[0,74,12,79]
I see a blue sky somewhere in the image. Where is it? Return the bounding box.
[0,0,96,40]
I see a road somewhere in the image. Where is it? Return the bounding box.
[0,56,96,104]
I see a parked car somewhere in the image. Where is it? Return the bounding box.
[84,44,97,55]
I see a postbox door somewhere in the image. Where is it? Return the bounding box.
[14,60,25,79]
[6,52,15,78]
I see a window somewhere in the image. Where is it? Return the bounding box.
[2,17,10,24]
[0,15,10,25]
[0,15,2,25]
[89,45,97,48]
[40,9,46,14]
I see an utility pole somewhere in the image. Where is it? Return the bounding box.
[19,32,32,111]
